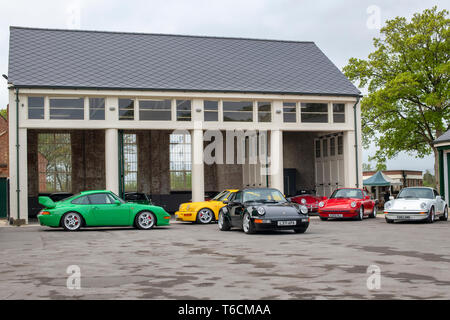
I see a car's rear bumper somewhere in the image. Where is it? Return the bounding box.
[174,211,196,222]
[318,210,358,219]
[37,214,61,227]
[385,212,428,221]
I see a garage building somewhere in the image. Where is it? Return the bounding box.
[7,27,362,223]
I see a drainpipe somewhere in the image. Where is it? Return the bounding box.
[15,87,20,221]
[353,96,361,188]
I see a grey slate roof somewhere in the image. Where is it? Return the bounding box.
[434,129,450,144]
[8,27,361,96]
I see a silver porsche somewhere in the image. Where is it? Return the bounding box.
[384,187,448,223]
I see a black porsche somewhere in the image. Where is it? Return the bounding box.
[218,188,310,234]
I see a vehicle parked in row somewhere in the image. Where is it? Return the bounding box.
[124,192,152,205]
[318,188,376,221]
[384,187,448,223]
[37,190,171,231]
[218,188,309,234]
[290,191,327,214]
[175,189,238,224]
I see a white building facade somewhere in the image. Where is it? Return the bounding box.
[7,27,363,223]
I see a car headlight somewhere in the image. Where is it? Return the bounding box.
[420,202,427,210]
[300,206,308,214]
[384,201,392,210]
[257,207,266,215]
[319,201,325,208]
[351,201,357,208]
[301,198,307,205]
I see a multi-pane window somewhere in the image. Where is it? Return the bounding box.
[38,133,71,192]
[338,136,343,155]
[89,98,105,120]
[204,100,218,121]
[283,102,296,123]
[333,103,345,123]
[139,100,171,121]
[258,102,271,122]
[119,99,134,120]
[50,98,84,120]
[315,140,321,158]
[301,103,328,123]
[28,97,44,119]
[170,134,192,191]
[322,139,328,157]
[223,101,253,122]
[330,137,336,156]
[123,133,137,191]
[176,100,192,121]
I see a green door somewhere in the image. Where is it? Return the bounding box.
[0,178,8,218]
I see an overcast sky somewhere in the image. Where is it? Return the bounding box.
[1,0,448,173]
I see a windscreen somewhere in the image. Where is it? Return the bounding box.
[243,189,286,203]
[397,188,433,199]
[330,189,363,199]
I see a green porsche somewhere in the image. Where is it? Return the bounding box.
[37,190,171,231]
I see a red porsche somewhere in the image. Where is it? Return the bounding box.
[290,194,327,213]
[318,188,376,221]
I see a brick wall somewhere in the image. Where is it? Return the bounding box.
[0,113,8,178]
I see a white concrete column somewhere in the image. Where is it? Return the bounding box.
[191,128,204,202]
[270,129,284,193]
[105,128,119,194]
[343,130,357,188]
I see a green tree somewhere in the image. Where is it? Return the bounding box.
[423,169,436,188]
[362,162,373,171]
[0,108,6,119]
[343,6,449,189]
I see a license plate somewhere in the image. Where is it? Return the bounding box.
[396,215,410,219]
[329,214,343,218]
[277,221,296,226]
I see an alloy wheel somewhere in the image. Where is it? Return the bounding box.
[243,214,250,233]
[138,211,155,229]
[198,209,213,224]
[64,213,81,231]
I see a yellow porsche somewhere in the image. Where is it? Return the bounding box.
[175,189,238,224]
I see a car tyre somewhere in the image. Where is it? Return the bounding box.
[135,211,156,230]
[196,208,214,224]
[369,206,377,218]
[356,206,364,221]
[427,207,435,224]
[218,211,231,231]
[439,206,448,221]
[385,218,394,224]
[319,216,328,221]
[242,212,255,234]
[61,212,82,231]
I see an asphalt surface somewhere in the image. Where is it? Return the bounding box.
[0,215,449,299]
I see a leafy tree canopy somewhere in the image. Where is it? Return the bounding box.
[344,6,449,180]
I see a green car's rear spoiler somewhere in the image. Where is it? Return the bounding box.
[39,196,56,209]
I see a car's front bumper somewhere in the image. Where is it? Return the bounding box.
[252,217,309,230]
[319,210,358,219]
[37,214,61,227]
[385,212,428,221]
[174,211,197,222]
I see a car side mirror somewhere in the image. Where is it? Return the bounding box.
[114,200,121,205]
[389,196,394,200]
[222,200,229,204]
[365,196,370,200]
[436,195,441,200]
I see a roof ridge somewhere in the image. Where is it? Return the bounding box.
[9,26,316,44]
